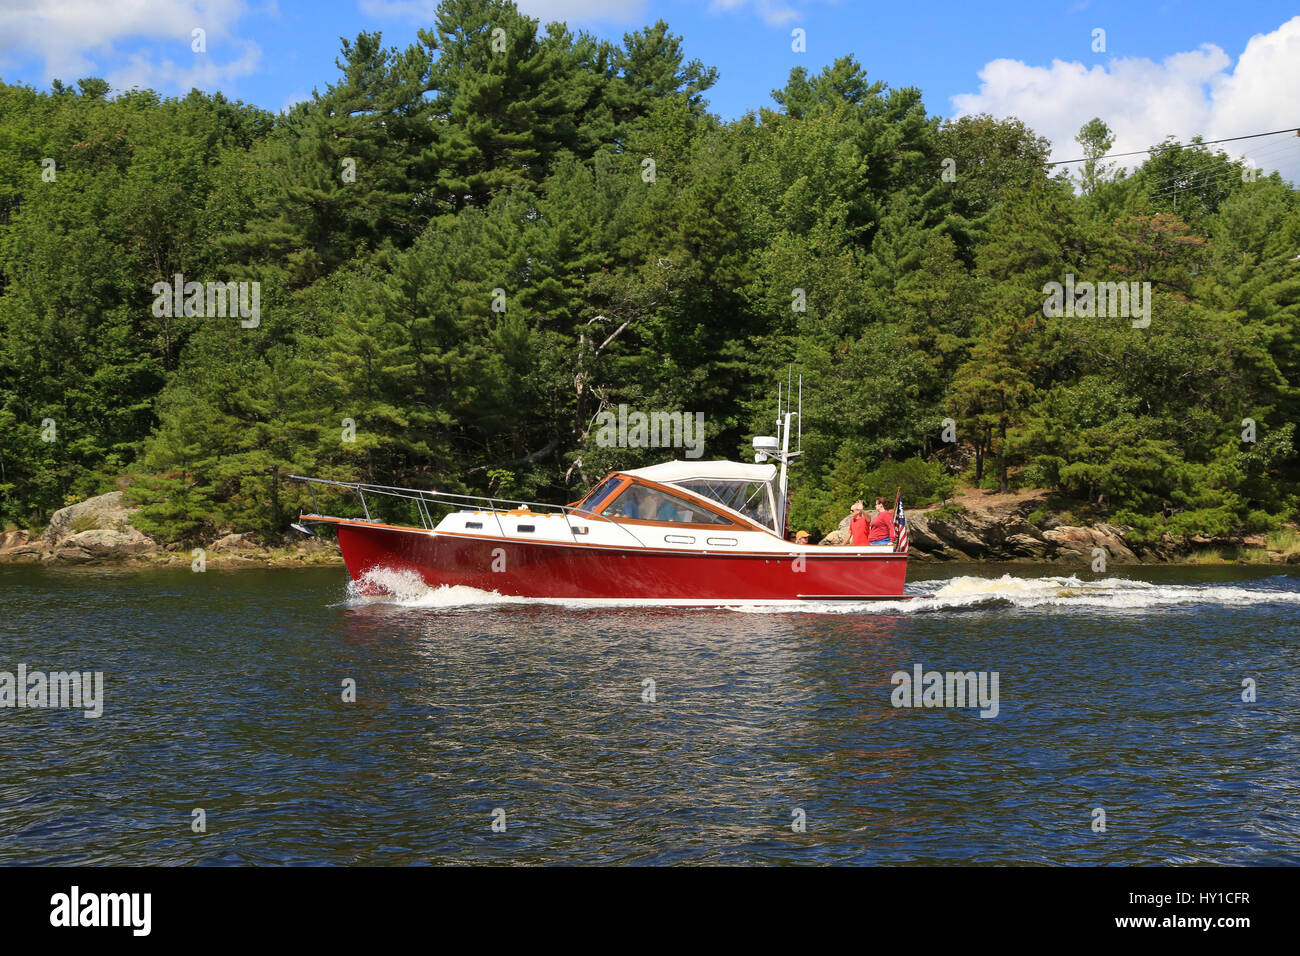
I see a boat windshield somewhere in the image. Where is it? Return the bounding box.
[600,485,732,525]
[574,476,623,514]
[674,479,774,529]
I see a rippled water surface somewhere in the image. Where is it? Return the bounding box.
[1,562,1297,864]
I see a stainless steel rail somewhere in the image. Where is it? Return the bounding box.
[287,474,649,548]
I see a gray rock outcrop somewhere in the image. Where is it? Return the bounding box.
[2,491,162,564]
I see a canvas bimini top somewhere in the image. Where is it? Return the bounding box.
[622,460,777,484]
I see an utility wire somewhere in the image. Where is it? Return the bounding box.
[1142,141,1297,197]
[1143,140,1297,193]
[1047,127,1300,167]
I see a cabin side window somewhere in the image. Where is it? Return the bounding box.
[674,479,774,529]
[600,485,732,525]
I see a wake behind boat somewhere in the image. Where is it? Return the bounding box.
[292,389,909,605]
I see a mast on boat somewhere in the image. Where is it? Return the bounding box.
[752,370,801,535]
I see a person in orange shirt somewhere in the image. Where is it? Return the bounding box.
[848,500,870,545]
[868,497,894,545]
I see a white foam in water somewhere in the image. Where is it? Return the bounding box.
[777,573,1300,615]
[346,567,526,608]
[344,566,1300,614]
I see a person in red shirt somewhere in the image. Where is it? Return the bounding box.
[848,500,870,545]
[868,497,894,545]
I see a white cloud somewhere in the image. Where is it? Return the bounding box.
[0,0,259,93]
[951,16,1300,186]
[709,0,801,27]
[280,89,311,113]
[358,0,649,24]
[109,41,262,95]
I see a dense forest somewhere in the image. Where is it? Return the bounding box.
[1,0,1297,544]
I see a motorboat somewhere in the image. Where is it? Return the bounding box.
[291,387,908,604]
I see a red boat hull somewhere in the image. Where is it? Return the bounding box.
[331,521,909,602]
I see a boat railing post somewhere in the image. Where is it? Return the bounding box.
[619,521,647,548]
[567,497,645,549]
[597,512,646,549]
[488,498,507,539]
[358,487,372,521]
[308,482,320,517]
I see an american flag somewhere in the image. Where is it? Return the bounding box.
[893,492,909,553]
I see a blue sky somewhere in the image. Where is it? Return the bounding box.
[2,1,1298,178]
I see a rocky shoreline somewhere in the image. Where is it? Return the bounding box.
[0,492,342,568]
[821,497,1299,566]
[2,489,1296,569]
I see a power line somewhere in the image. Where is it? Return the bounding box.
[1047,127,1300,167]
[1145,137,1298,188]
[1142,139,1298,197]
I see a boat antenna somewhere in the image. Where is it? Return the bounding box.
[773,365,802,535]
[780,364,790,424]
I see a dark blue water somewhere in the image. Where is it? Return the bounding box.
[1,563,1297,864]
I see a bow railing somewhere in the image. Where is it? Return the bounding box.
[287,475,648,547]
